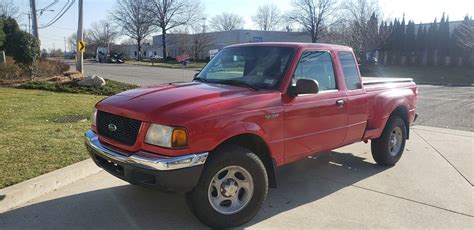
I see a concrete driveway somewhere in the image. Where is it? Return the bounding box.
[1,126,472,229]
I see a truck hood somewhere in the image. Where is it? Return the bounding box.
[96,82,272,125]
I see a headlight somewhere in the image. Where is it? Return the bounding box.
[145,124,188,148]
[91,108,97,126]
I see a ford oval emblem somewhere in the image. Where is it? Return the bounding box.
[108,123,117,132]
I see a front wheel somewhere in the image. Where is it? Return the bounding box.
[371,116,407,166]
[186,145,268,228]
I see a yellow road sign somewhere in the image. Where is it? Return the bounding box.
[78,41,86,53]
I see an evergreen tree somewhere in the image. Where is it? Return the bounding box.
[415,25,427,65]
[0,19,5,49]
[437,13,450,62]
[1,16,20,56]
[399,15,406,59]
[405,20,416,64]
[391,18,400,64]
[385,20,395,64]
[426,18,438,65]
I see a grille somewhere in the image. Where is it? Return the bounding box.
[96,110,141,146]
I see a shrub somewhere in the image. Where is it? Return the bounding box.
[17,79,138,96]
[36,58,70,77]
[0,20,5,48]
[1,16,20,55]
[0,57,24,80]
[10,31,40,66]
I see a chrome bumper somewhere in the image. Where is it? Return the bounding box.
[84,130,208,171]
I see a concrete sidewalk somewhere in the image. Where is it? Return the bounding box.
[0,125,472,229]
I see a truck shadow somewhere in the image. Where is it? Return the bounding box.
[1,151,385,229]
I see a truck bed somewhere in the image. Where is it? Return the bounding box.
[362,77,413,85]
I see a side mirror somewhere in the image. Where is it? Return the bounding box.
[288,78,319,97]
[294,78,319,95]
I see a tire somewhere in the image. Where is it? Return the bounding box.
[371,116,407,166]
[186,144,268,228]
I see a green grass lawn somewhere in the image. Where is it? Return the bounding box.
[126,60,207,69]
[0,88,105,189]
[363,65,474,85]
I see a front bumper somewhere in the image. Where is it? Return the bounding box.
[84,130,208,192]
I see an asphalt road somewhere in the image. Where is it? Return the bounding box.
[1,126,472,229]
[75,62,474,131]
[81,62,196,85]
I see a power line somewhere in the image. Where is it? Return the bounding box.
[50,25,76,31]
[39,0,74,28]
[39,0,76,29]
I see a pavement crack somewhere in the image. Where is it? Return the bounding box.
[413,129,473,187]
[349,184,474,218]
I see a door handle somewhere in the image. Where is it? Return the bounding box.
[336,99,345,107]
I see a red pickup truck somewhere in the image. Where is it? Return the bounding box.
[85,42,417,228]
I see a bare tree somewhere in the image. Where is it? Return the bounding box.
[88,20,119,48]
[453,16,474,50]
[68,31,92,51]
[148,0,201,61]
[0,0,19,18]
[111,0,155,60]
[210,13,244,31]
[253,4,282,31]
[287,0,338,42]
[173,28,192,55]
[190,23,213,60]
[341,0,392,66]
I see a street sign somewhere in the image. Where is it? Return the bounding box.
[78,41,86,53]
[176,53,191,63]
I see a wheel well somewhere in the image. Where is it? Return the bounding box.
[391,106,410,139]
[217,134,277,188]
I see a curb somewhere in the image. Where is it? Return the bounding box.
[412,125,474,137]
[0,159,102,213]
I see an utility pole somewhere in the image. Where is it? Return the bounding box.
[30,0,39,39]
[76,0,84,73]
[106,23,110,53]
[27,13,31,34]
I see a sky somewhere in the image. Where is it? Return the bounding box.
[14,0,474,50]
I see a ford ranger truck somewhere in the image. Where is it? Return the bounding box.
[84,42,417,228]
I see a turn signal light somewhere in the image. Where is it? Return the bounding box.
[172,128,188,148]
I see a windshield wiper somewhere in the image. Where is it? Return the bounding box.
[212,79,259,91]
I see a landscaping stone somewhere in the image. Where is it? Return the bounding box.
[77,75,106,87]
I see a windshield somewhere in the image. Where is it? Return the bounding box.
[196,46,295,90]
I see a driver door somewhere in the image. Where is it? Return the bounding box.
[284,51,348,161]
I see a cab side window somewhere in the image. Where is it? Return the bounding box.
[338,51,362,90]
[293,51,336,91]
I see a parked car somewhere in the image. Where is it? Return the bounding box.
[109,54,124,64]
[85,42,417,228]
[151,55,163,61]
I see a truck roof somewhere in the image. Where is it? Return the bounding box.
[227,42,353,52]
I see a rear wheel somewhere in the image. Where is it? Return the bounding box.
[186,144,268,228]
[371,116,407,166]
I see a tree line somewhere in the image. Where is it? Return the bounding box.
[375,14,473,67]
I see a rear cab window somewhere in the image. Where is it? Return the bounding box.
[338,51,362,90]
